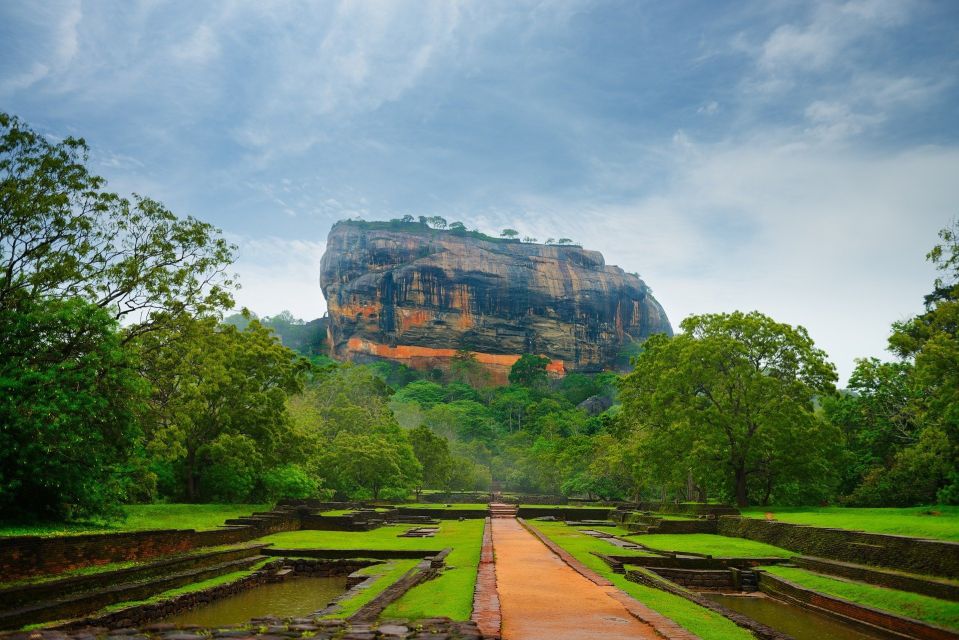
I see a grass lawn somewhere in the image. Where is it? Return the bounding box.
[0,504,270,538]
[261,521,477,552]
[396,503,489,510]
[262,520,485,621]
[518,504,610,509]
[626,533,793,558]
[381,521,485,620]
[321,560,418,619]
[741,506,959,541]
[527,521,754,640]
[0,543,254,589]
[761,565,959,630]
[101,558,274,613]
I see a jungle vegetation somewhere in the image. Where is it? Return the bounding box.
[1,112,957,522]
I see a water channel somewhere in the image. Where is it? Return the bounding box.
[159,577,349,626]
[705,593,888,640]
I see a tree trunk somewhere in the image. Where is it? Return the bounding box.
[186,449,197,502]
[734,466,749,507]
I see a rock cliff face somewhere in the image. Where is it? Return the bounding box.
[319,221,672,383]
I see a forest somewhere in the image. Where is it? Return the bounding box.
[2,111,958,523]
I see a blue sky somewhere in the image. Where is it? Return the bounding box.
[2,0,958,382]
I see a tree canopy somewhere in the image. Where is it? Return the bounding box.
[619,311,840,506]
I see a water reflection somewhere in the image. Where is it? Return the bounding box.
[159,577,348,627]
[705,593,886,640]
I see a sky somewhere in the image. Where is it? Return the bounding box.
[2,0,958,383]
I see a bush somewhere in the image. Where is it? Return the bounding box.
[197,434,261,502]
[0,297,143,520]
[261,464,320,501]
[379,486,413,502]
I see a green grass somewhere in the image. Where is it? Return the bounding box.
[0,543,251,589]
[527,521,754,640]
[396,503,489,510]
[741,506,959,541]
[261,522,464,551]
[0,504,270,537]
[262,520,485,621]
[626,533,793,558]
[101,558,273,613]
[382,521,485,620]
[761,565,959,629]
[518,504,610,509]
[320,560,419,619]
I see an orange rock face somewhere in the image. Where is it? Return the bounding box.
[320,221,671,383]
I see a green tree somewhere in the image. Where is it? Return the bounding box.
[136,316,307,501]
[877,220,959,503]
[320,431,421,500]
[409,424,453,498]
[0,296,143,519]
[619,311,839,506]
[261,463,321,501]
[822,358,920,497]
[500,228,519,239]
[426,216,447,229]
[509,354,550,389]
[0,113,236,341]
[449,221,467,232]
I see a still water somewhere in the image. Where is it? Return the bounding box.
[160,577,348,626]
[705,593,887,640]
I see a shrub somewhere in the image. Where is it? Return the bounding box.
[261,464,320,501]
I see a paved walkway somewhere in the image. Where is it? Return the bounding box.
[491,518,661,640]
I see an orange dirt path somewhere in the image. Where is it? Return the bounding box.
[492,518,661,640]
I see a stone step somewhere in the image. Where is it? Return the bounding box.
[794,556,959,602]
[0,543,270,611]
[0,555,268,629]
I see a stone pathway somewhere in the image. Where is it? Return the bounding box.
[490,519,662,640]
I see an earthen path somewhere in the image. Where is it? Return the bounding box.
[491,518,661,640]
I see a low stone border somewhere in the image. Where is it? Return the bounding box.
[718,517,959,579]
[0,510,300,581]
[55,560,286,630]
[1,555,269,630]
[593,552,790,573]
[264,549,442,560]
[624,567,791,640]
[515,507,612,520]
[517,518,702,640]
[470,519,500,639]
[54,558,380,631]
[2,618,491,640]
[0,544,271,611]
[348,550,451,623]
[758,570,959,640]
[395,509,489,521]
[793,556,959,603]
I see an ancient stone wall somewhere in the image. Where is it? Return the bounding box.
[793,556,959,602]
[516,507,612,520]
[718,516,959,579]
[0,512,301,580]
[646,568,735,590]
[758,571,956,640]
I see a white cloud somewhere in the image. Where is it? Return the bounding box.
[757,0,911,74]
[697,100,719,115]
[230,237,328,320]
[803,100,883,143]
[493,135,957,384]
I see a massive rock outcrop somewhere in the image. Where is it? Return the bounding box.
[319,221,671,383]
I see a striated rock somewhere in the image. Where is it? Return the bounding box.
[319,221,672,383]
